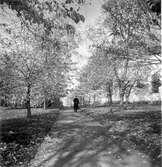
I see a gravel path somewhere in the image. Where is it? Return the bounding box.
[29,110,152,167]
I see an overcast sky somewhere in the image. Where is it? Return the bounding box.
[72,0,103,69]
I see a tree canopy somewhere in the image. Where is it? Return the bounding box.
[76,0,161,106]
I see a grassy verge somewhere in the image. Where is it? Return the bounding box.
[81,106,161,167]
[0,110,59,167]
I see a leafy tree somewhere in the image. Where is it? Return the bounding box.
[101,0,161,105]
[86,49,114,105]
[0,5,77,117]
[0,54,16,106]
[1,22,44,117]
[0,0,85,30]
[136,0,161,27]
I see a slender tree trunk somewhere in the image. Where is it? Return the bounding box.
[125,89,131,106]
[119,87,125,106]
[125,95,129,105]
[43,98,46,110]
[119,82,131,107]
[120,94,124,106]
[93,94,96,107]
[4,95,8,107]
[43,94,47,110]
[125,81,136,106]
[107,94,112,106]
[26,84,31,118]
[125,89,130,106]
[93,94,96,103]
[88,95,91,106]
[106,81,113,106]
[82,96,85,106]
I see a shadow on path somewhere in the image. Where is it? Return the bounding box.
[30,110,160,167]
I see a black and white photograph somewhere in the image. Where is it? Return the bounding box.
[0,0,161,167]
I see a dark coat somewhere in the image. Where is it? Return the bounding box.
[73,98,79,105]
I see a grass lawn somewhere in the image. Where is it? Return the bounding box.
[81,104,161,167]
[0,105,161,167]
[0,108,59,167]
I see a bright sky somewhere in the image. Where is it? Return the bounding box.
[69,0,104,89]
[72,0,103,69]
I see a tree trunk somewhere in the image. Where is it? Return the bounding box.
[107,86,112,106]
[125,82,135,106]
[107,93,112,106]
[93,94,96,107]
[106,81,113,106]
[125,89,131,106]
[125,95,129,106]
[82,96,85,106]
[4,95,8,107]
[119,88,125,106]
[88,95,91,106]
[43,97,46,110]
[93,94,96,103]
[26,84,31,118]
[120,94,124,106]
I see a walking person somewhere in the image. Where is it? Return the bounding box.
[73,96,79,112]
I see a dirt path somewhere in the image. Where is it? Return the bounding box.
[29,110,152,167]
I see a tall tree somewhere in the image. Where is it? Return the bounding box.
[0,5,77,117]
[102,0,161,105]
